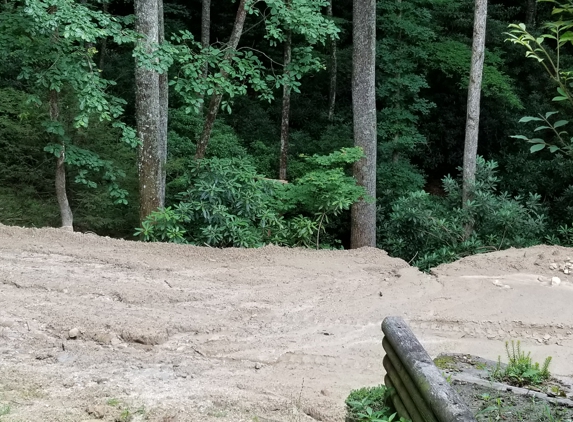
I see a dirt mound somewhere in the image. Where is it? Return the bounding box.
[1,225,572,421]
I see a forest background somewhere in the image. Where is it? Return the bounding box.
[1,0,571,271]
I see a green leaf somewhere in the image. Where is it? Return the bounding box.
[510,135,529,140]
[553,120,569,128]
[530,144,546,152]
[546,111,559,119]
[519,116,543,123]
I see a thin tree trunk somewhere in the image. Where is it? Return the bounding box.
[158,0,168,204]
[199,0,211,110]
[526,0,537,27]
[195,0,247,160]
[279,28,292,181]
[350,0,377,248]
[327,0,337,121]
[50,90,73,231]
[462,0,487,236]
[99,1,109,72]
[135,0,162,223]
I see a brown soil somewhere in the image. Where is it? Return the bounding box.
[1,224,573,422]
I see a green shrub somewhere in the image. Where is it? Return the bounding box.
[379,157,547,270]
[136,148,367,248]
[345,385,405,422]
[137,157,291,247]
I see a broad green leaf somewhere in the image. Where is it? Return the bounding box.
[519,116,543,123]
[510,135,529,140]
[530,144,546,152]
[546,111,559,119]
[549,145,560,152]
[553,120,569,128]
[560,31,573,42]
[552,95,568,101]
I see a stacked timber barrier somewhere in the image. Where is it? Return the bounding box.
[381,316,476,422]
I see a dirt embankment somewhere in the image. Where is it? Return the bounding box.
[1,224,573,421]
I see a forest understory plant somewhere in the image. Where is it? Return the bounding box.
[507,0,573,157]
[379,157,547,271]
[135,148,366,249]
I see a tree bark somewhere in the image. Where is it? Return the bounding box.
[199,0,211,110]
[135,0,163,223]
[526,0,537,27]
[50,90,73,231]
[158,0,168,204]
[279,28,292,181]
[462,0,487,236]
[195,0,248,160]
[350,0,377,248]
[327,0,337,121]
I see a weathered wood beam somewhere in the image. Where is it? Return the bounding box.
[382,316,476,422]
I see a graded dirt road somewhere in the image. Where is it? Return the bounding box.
[1,224,573,421]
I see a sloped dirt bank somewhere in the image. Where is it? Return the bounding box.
[1,224,572,421]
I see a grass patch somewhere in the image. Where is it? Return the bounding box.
[492,341,552,387]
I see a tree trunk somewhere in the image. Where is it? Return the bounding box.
[50,90,73,231]
[199,0,211,110]
[526,0,537,27]
[99,1,109,72]
[462,0,487,236]
[158,0,168,204]
[327,0,337,121]
[135,0,163,223]
[279,28,292,181]
[350,0,377,248]
[195,0,248,160]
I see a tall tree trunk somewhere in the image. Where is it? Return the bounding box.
[327,0,337,121]
[50,90,73,231]
[135,0,163,223]
[195,0,247,160]
[526,0,537,27]
[462,0,487,236]
[350,0,377,248]
[158,0,168,204]
[199,0,211,110]
[99,1,109,72]
[279,28,292,181]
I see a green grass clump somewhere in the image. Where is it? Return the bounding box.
[492,340,552,387]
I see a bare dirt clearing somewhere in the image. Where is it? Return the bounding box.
[1,224,573,422]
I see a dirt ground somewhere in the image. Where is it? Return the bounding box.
[1,224,573,422]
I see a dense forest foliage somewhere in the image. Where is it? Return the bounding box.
[1,0,573,270]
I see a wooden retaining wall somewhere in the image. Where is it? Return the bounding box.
[381,316,476,422]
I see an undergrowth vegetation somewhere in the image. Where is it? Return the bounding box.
[345,385,407,422]
[136,148,366,248]
[379,158,548,271]
[492,341,552,387]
